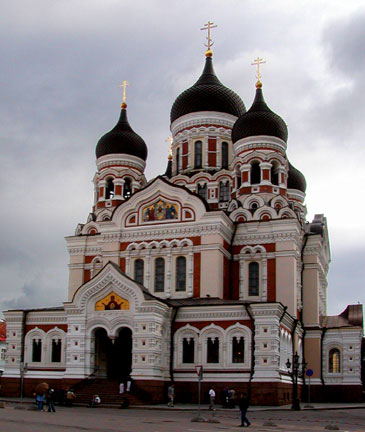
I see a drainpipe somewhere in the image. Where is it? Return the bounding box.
[20,310,28,397]
[169,306,179,383]
[320,327,327,387]
[243,303,255,398]
[300,233,309,368]
[229,222,238,299]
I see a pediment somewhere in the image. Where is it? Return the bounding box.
[112,177,208,228]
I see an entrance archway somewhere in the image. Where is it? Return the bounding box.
[94,327,132,380]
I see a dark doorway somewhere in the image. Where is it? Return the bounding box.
[94,327,132,380]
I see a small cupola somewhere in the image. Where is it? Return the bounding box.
[287,162,306,193]
[232,81,288,143]
[96,102,147,161]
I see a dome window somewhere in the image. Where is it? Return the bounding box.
[219,181,230,202]
[250,202,259,210]
[194,141,202,169]
[197,183,207,200]
[123,178,132,199]
[251,162,261,185]
[105,178,114,199]
[221,142,228,169]
[271,162,279,186]
[176,148,180,174]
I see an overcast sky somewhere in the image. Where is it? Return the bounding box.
[0,0,364,317]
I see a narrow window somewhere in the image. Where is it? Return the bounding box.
[221,142,228,169]
[197,184,207,200]
[329,348,341,373]
[134,259,144,285]
[154,257,165,292]
[271,162,279,185]
[182,338,195,363]
[207,337,219,363]
[251,162,261,184]
[219,181,230,202]
[232,336,244,363]
[194,141,202,169]
[236,168,242,189]
[176,148,180,174]
[248,262,259,296]
[175,256,186,291]
[51,339,62,363]
[32,339,42,362]
[105,178,114,199]
[123,178,132,199]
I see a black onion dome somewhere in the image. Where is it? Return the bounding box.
[287,162,306,192]
[232,86,288,143]
[96,106,148,161]
[170,56,246,123]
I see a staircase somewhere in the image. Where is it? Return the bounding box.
[72,378,149,406]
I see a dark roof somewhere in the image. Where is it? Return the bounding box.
[164,158,172,178]
[287,162,306,193]
[96,106,148,161]
[170,55,246,124]
[321,304,363,329]
[232,86,288,143]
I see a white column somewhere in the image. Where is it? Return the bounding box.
[239,256,245,300]
[188,248,194,297]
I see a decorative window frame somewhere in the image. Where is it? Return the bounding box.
[200,324,224,369]
[327,346,342,375]
[174,325,199,368]
[24,328,46,366]
[45,328,66,365]
[238,246,267,301]
[226,324,251,368]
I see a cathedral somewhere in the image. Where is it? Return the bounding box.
[3,31,363,405]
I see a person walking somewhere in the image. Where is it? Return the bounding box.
[126,375,132,392]
[47,388,56,412]
[238,393,251,427]
[167,383,175,407]
[208,387,216,410]
[36,393,45,411]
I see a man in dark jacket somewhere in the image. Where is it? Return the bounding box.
[238,393,250,427]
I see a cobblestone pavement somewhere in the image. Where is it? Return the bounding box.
[0,405,364,432]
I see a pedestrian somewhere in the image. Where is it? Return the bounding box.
[119,381,125,394]
[36,393,45,411]
[228,387,236,408]
[238,393,251,427]
[126,375,132,392]
[66,388,76,406]
[208,387,216,410]
[47,388,56,412]
[167,383,175,407]
[89,394,101,407]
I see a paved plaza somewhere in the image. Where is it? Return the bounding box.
[0,403,364,432]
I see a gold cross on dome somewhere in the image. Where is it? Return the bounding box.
[119,80,129,104]
[200,21,218,52]
[251,57,266,84]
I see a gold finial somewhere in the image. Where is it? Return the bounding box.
[200,21,218,56]
[165,136,173,159]
[251,57,266,88]
[119,80,129,108]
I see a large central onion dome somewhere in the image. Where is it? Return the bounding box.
[96,104,148,161]
[232,84,288,143]
[170,54,246,124]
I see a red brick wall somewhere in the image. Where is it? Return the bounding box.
[193,253,201,297]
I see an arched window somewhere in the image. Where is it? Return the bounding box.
[91,258,102,278]
[236,167,242,189]
[105,178,114,199]
[251,162,261,184]
[176,256,186,291]
[219,181,230,202]
[32,339,42,362]
[51,339,62,363]
[207,336,219,363]
[134,259,144,285]
[271,162,279,186]
[194,141,202,169]
[154,257,165,292]
[176,148,180,174]
[248,262,259,296]
[123,178,132,199]
[221,142,228,169]
[329,348,341,373]
[182,338,195,363]
[232,336,245,363]
[197,183,207,200]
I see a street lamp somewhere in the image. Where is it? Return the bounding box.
[286,352,306,411]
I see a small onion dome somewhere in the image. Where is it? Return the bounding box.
[232,86,288,143]
[164,155,173,178]
[287,162,306,192]
[96,104,148,161]
[170,55,246,124]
